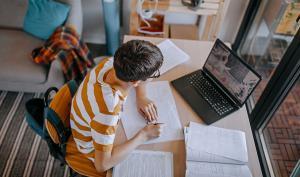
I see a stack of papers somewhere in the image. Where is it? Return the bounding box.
[121,81,183,144]
[113,150,173,177]
[184,122,252,177]
[157,39,190,74]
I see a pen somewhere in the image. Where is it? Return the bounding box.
[146,121,164,125]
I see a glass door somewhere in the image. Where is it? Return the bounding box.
[239,0,299,109]
[259,76,300,177]
[235,0,300,177]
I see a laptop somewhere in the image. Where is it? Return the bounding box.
[171,39,261,124]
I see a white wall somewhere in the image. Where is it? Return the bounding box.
[122,0,131,35]
[82,0,105,44]
[217,0,250,44]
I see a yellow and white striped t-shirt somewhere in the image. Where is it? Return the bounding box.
[70,57,126,162]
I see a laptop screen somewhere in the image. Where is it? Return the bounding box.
[204,40,261,105]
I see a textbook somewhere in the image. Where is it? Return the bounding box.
[184,122,253,177]
[112,150,173,177]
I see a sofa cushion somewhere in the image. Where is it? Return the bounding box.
[0,0,28,29]
[0,29,47,84]
[23,0,70,40]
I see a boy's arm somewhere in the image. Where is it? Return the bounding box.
[135,82,147,96]
[135,83,158,122]
[94,124,163,172]
[94,130,145,173]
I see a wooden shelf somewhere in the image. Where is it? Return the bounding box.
[129,0,225,40]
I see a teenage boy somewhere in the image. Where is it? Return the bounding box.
[69,40,164,175]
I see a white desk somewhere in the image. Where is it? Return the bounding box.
[112,35,263,177]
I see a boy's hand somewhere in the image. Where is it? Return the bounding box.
[139,123,164,141]
[136,96,158,122]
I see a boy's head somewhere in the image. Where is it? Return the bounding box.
[113,40,163,83]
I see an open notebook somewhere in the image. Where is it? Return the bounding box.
[112,150,173,177]
[184,122,253,177]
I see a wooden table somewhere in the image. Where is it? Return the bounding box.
[112,35,263,177]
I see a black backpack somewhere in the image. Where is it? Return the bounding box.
[25,80,78,164]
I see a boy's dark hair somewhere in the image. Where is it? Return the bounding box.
[113,40,163,82]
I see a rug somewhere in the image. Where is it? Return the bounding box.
[0,91,69,177]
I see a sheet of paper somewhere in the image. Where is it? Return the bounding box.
[186,161,252,177]
[113,150,173,177]
[186,147,244,164]
[121,81,183,144]
[157,39,190,74]
[184,127,244,164]
[188,122,248,163]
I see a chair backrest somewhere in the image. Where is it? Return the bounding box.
[45,80,78,145]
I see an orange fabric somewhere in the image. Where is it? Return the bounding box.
[70,57,126,159]
[71,128,93,142]
[45,120,60,144]
[66,135,106,177]
[44,81,109,177]
[45,83,73,144]
[49,84,72,127]
[92,59,118,115]
[93,142,114,152]
[70,114,90,131]
[81,73,95,118]
[31,26,94,81]
[90,121,117,135]
[72,97,89,125]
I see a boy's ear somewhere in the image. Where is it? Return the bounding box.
[131,80,141,87]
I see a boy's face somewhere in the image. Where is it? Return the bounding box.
[126,70,160,87]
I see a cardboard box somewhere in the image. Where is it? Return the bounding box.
[170,24,199,40]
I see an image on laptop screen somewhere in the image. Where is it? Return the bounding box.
[204,40,260,104]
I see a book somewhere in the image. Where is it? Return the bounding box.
[184,122,253,177]
[112,150,173,177]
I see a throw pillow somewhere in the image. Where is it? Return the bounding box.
[23,0,70,40]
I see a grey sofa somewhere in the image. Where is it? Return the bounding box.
[0,0,83,93]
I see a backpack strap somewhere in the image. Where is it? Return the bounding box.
[44,87,59,107]
[43,126,66,163]
[44,80,78,160]
[67,80,78,97]
[45,108,70,144]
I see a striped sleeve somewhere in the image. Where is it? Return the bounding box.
[90,113,119,152]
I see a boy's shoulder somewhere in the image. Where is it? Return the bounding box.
[93,56,113,66]
[93,57,113,83]
[95,57,113,67]
[92,57,124,113]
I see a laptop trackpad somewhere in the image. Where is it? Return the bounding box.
[183,86,220,124]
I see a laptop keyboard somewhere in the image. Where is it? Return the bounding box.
[187,71,234,116]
